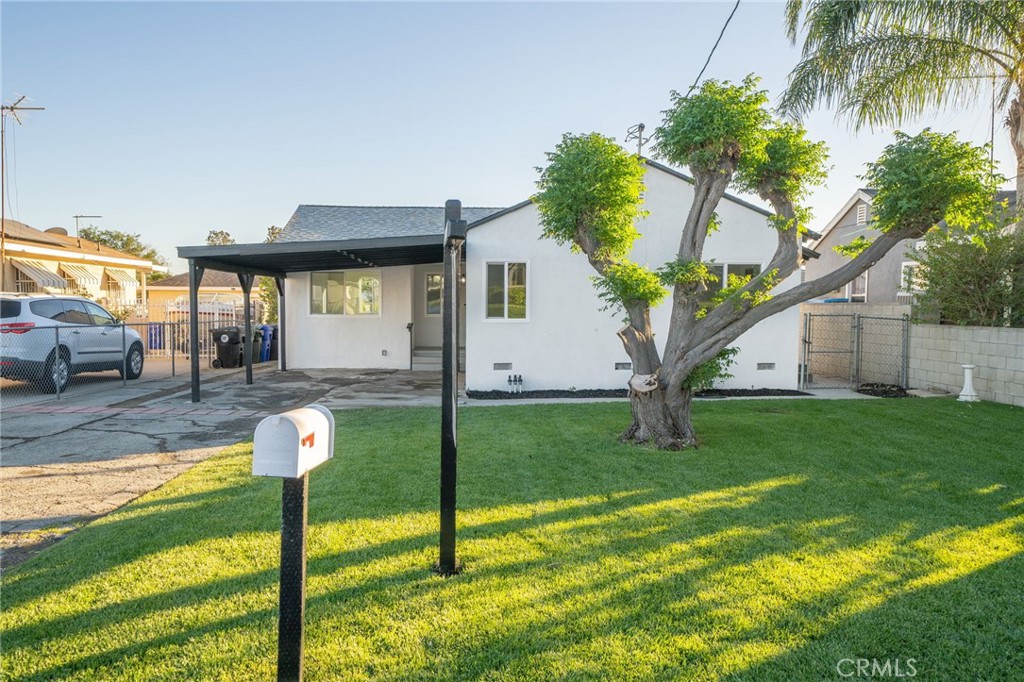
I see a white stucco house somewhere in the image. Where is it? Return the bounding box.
[263,160,803,392]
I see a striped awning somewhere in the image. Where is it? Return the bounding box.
[59,262,101,287]
[105,268,139,288]
[11,258,68,289]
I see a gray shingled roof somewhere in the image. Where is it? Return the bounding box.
[279,205,505,243]
[150,270,243,289]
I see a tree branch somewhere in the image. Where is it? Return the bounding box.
[684,228,913,370]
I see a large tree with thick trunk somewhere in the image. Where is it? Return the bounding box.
[781,0,1024,206]
[535,77,999,450]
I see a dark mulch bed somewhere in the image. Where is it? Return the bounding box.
[857,383,914,398]
[466,388,811,400]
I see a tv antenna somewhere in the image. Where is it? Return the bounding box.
[625,123,650,157]
[74,214,102,238]
[2,96,46,291]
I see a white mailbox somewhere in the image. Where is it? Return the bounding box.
[253,404,336,478]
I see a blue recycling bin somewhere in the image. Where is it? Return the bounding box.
[147,323,164,350]
[259,324,274,362]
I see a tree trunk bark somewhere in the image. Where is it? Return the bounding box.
[621,381,696,450]
[1008,87,1024,210]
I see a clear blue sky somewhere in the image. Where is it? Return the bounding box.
[2,1,1013,273]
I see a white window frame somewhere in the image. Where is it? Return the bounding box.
[425,273,443,317]
[14,270,38,293]
[705,262,763,296]
[309,269,383,317]
[847,271,868,303]
[484,261,529,321]
[900,261,923,293]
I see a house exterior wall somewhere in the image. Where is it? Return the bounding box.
[284,266,413,370]
[3,251,145,309]
[909,324,1024,407]
[805,198,915,304]
[464,165,801,392]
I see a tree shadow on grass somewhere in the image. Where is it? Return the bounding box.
[2,402,1022,680]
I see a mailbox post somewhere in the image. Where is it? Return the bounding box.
[438,201,466,576]
[253,404,336,682]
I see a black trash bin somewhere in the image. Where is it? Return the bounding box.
[210,326,242,368]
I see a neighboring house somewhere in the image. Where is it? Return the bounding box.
[274,160,804,391]
[1,219,161,309]
[805,189,1016,304]
[146,269,249,321]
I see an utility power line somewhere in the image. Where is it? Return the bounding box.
[2,96,46,291]
[686,0,742,97]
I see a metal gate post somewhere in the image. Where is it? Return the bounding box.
[901,314,910,388]
[122,323,127,387]
[800,313,810,390]
[851,313,862,389]
[54,326,61,401]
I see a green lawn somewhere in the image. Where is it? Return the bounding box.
[2,399,1022,681]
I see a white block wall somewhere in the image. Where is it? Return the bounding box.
[909,325,1024,407]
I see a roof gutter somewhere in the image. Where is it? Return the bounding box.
[4,241,157,270]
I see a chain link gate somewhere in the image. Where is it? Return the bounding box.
[800,312,909,390]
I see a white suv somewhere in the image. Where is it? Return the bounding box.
[0,293,145,393]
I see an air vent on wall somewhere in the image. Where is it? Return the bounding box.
[757,363,776,371]
[493,362,512,370]
[615,362,632,371]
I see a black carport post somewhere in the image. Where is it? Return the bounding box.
[189,260,205,403]
[239,273,255,385]
[438,200,466,576]
[276,276,287,371]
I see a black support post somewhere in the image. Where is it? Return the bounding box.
[438,200,466,576]
[278,474,308,682]
[239,273,255,385]
[189,260,205,403]
[276,276,287,371]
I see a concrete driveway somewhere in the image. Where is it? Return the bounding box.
[0,366,442,571]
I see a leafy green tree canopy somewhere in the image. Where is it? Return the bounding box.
[653,75,770,174]
[206,230,235,246]
[535,133,648,261]
[735,121,829,213]
[258,225,283,323]
[911,211,1024,328]
[864,129,1002,238]
[78,227,170,281]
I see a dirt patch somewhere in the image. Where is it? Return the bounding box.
[857,383,914,398]
[1,529,76,574]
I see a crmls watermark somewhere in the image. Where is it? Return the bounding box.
[836,658,918,678]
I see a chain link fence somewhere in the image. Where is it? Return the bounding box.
[800,313,909,390]
[1,316,261,408]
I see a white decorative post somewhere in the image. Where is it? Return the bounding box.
[958,364,980,403]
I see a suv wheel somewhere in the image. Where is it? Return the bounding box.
[40,350,71,394]
[121,343,144,380]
